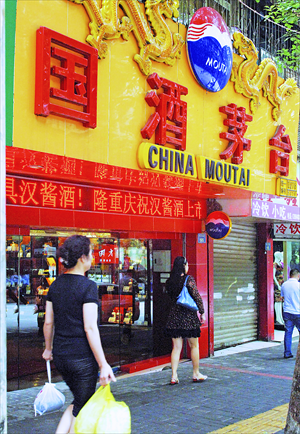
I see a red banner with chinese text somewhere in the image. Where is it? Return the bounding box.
[6,176,205,220]
[6,147,250,202]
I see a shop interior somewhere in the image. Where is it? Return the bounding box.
[6,231,174,391]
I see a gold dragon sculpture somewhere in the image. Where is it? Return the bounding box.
[231,32,298,121]
[68,0,185,76]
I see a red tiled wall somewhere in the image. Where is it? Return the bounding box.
[185,233,210,359]
[257,223,274,341]
[7,205,202,234]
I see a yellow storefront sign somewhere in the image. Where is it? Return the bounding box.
[276,178,298,198]
[137,143,198,179]
[196,156,252,189]
[138,145,253,190]
[11,0,300,195]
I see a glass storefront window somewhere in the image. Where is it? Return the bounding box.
[87,238,153,364]
[287,241,300,274]
[6,234,61,390]
[274,240,300,280]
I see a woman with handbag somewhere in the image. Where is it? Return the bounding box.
[165,256,207,385]
[42,235,116,434]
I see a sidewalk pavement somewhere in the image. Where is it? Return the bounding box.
[7,336,300,434]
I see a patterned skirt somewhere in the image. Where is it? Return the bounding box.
[165,327,201,339]
[165,303,201,339]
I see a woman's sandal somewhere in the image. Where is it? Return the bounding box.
[170,378,179,385]
[192,375,207,383]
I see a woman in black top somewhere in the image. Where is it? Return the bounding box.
[42,235,116,433]
[165,256,207,384]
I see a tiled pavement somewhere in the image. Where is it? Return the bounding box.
[7,336,299,434]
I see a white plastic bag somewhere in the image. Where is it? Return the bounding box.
[34,360,65,416]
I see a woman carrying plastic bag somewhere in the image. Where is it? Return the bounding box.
[42,236,116,433]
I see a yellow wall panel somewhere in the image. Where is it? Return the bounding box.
[13,0,299,195]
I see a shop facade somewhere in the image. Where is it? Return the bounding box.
[250,162,300,332]
[5,0,299,389]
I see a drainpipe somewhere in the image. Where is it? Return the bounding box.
[0,1,7,433]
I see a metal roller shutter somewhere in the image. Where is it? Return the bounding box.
[213,220,258,350]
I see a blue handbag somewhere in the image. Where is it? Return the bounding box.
[176,276,198,311]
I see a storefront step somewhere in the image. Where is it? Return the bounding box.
[120,355,171,373]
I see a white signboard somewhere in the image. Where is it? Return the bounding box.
[274,222,300,238]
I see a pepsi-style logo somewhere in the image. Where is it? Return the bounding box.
[206,211,232,240]
[187,7,233,92]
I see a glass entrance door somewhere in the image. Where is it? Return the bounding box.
[118,239,153,365]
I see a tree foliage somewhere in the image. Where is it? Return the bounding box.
[256,0,300,70]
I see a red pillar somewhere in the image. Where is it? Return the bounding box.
[185,233,212,358]
[257,223,274,341]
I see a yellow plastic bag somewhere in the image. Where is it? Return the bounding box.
[74,384,131,434]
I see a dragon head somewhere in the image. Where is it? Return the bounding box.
[233,32,258,60]
[145,0,180,19]
[169,0,180,19]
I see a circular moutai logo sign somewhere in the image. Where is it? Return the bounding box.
[206,211,232,240]
[187,7,233,92]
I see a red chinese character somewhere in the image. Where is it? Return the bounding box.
[269,125,292,177]
[162,198,173,217]
[290,223,300,235]
[42,155,58,175]
[195,201,202,219]
[173,177,184,190]
[174,200,184,217]
[110,167,123,183]
[35,27,98,128]
[20,181,39,205]
[6,177,18,204]
[150,197,161,216]
[219,103,253,164]
[137,195,149,215]
[150,173,161,188]
[194,183,202,195]
[20,151,38,170]
[61,157,77,176]
[6,148,16,169]
[163,176,173,190]
[109,192,123,213]
[276,224,287,234]
[138,171,149,186]
[141,73,188,151]
[123,193,137,214]
[41,182,57,207]
[59,186,76,208]
[186,200,195,218]
[94,189,108,211]
[125,169,136,186]
[95,163,108,180]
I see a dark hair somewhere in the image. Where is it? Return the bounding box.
[57,235,90,269]
[170,256,187,278]
[166,256,187,298]
[275,270,283,278]
[290,268,300,278]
